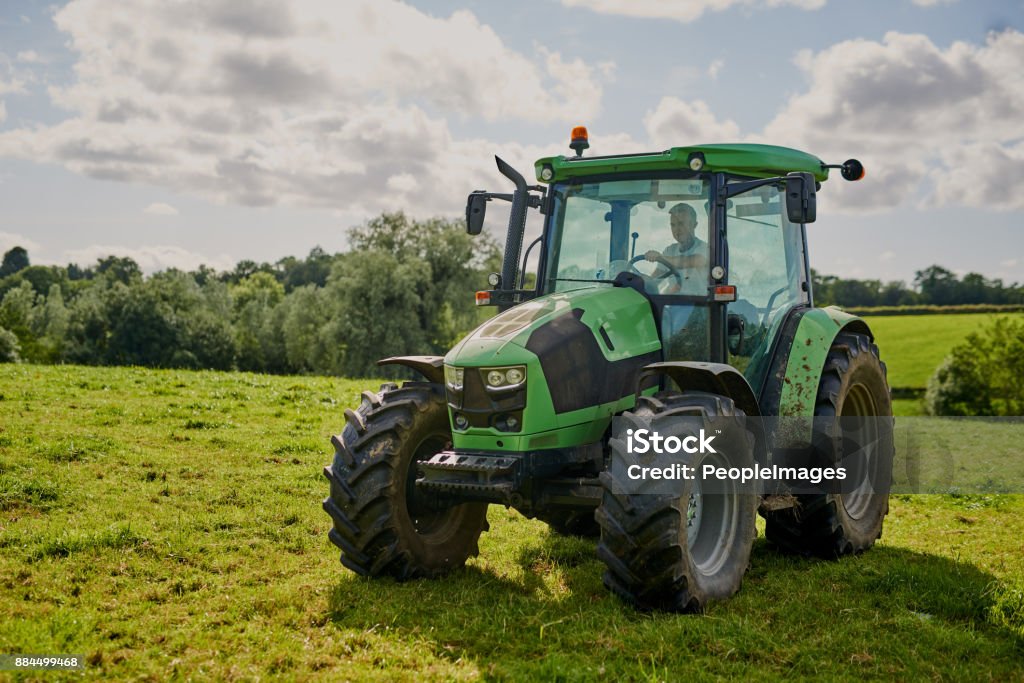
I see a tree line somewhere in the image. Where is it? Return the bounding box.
[0,214,499,377]
[812,266,1024,308]
[2,214,1020,376]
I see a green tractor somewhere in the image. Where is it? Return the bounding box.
[323,130,893,612]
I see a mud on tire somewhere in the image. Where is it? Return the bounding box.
[322,382,488,579]
[764,331,894,557]
[596,391,758,612]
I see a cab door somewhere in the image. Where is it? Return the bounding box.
[723,183,810,393]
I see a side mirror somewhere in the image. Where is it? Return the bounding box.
[727,313,746,356]
[785,172,816,224]
[466,191,488,235]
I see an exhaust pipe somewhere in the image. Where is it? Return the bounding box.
[495,156,528,311]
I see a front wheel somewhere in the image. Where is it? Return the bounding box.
[322,382,488,579]
[596,391,758,612]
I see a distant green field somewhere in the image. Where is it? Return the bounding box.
[1,364,1022,680]
[865,313,1023,391]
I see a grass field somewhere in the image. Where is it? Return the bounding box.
[1,363,1022,681]
[864,313,1023,391]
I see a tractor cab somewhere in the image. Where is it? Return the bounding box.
[468,134,845,398]
[539,170,809,393]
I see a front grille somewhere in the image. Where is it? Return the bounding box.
[447,368,526,429]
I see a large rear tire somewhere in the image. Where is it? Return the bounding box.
[596,391,758,612]
[765,331,893,557]
[322,382,488,579]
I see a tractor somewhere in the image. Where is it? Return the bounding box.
[323,129,893,612]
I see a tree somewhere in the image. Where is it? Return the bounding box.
[31,284,69,362]
[914,265,958,305]
[231,273,286,372]
[277,246,335,291]
[0,246,29,277]
[0,281,45,362]
[322,251,429,377]
[64,280,122,364]
[879,280,917,307]
[96,255,142,285]
[926,316,1024,416]
[277,284,334,373]
[104,271,236,369]
[347,212,499,352]
[0,325,20,362]
[221,259,276,285]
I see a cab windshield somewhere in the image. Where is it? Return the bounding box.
[542,176,711,296]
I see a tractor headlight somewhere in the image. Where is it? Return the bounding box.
[480,365,527,389]
[444,365,464,391]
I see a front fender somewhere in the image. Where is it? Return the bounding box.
[377,355,445,384]
[638,360,766,466]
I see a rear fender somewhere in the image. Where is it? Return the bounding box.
[773,307,873,418]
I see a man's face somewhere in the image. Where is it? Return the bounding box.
[670,211,696,244]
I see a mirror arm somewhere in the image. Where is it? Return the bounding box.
[719,176,785,202]
[476,192,514,203]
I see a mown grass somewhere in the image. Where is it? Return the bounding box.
[865,312,1023,391]
[0,363,1022,681]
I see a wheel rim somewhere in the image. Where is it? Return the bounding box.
[686,452,739,576]
[839,382,879,521]
[403,433,459,537]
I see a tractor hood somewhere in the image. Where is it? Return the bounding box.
[443,285,662,451]
[446,285,660,367]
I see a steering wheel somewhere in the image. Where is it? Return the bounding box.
[628,254,685,292]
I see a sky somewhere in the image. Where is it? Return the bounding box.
[0,0,1022,283]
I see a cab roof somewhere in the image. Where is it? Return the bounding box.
[534,143,829,184]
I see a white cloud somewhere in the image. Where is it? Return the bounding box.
[637,30,1024,214]
[0,57,34,108]
[879,251,896,261]
[0,0,607,217]
[0,232,42,254]
[644,97,741,145]
[16,50,42,64]
[911,0,957,6]
[385,173,418,194]
[47,0,604,122]
[759,30,1024,211]
[62,245,236,274]
[2,2,1018,223]
[560,0,826,24]
[1001,258,1019,268]
[0,71,27,96]
[143,202,179,215]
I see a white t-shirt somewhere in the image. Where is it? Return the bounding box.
[658,236,708,295]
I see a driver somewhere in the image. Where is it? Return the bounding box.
[644,202,708,294]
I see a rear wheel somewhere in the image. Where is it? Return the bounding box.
[765,331,893,557]
[322,382,488,579]
[596,391,758,612]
